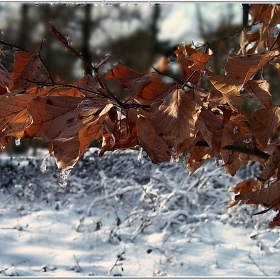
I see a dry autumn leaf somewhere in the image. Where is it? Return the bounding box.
[0,62,13,90]
[225,51,279,85]
[151,89,201,147]
[258,144,280,181]
[195,107,224,154]
[269,212,280,228]
[26,95,84,140]
[208,74,247,110]
[52,104,113,170]
[250,106,280,149]
[239,180,280,207]
[11,51,41,90]
[128,108,171,163]
[105,64,148,88]
[244,80,273,110]
[135,82,177,103]
[174,45,211,84]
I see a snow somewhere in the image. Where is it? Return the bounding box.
[0,148,280,276]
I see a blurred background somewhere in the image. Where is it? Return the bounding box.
[0,3,245,155]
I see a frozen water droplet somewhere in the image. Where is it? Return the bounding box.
[58,167,72,187]
[15,138,21,146]
[137,147,143,163]
[110,133,115,146]
[171,146,180,162]
[40,153,50,173]
[171,146,177,157]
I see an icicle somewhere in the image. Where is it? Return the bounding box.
[15,138,21,146]
[137,147,143,163]
[171,146,177,157]
[171,146,180,163]
[40,153,50,173]
[58,167,72,187]
[110,133,115,146]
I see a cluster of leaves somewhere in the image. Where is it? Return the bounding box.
[1,4,280,227]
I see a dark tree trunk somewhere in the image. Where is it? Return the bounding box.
[242,4,250,27]
[18,4,29,49]
[82,4,92,75]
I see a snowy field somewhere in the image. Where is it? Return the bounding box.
[0,148,280,277]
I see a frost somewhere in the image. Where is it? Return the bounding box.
[58,167,72,187]
[15,138,21,146]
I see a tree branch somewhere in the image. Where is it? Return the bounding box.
[195,141,270,161]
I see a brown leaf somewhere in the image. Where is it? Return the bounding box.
[99,125,139,158]
[270,56,280,74]
[250,4,273,24]
[242,180,280,206]
[222,151,241,176]
[244,80,273,110]
[135,82,177,103]
[26,96,84,140]
[238,29,260,55]
[0,90,47,149]
[175,45,211,84]
[151,56,169,73]
[195,107,224,154]
[128,108,171,163]
[267,5,280,32]
[227,200,239,209]
[239,152,250,169]
[230,178,262,195]
[52,104,113,169]
[250,106,280,149]
[259,144,280,181]
[0,62,13,90]
[105,64,148,88]
[225,51,279,85]
[222,115,251,147]
[75,74,100,97]
[269,212,280,228]
[78,98,112,117]
[209,74,247,110]
[11,51,41,90]
[151,89,201,146]
[186,145,213,175]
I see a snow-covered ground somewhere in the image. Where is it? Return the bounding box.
[0,148,280,277]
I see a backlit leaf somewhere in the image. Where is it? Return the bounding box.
[250,106,280,149]
[151,89,201,146]
[11,51,41,90]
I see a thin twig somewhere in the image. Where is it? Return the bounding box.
[195,22,259,50]
[0,39,28,52]
[49,23,97,73]
[73,254,84,276]
[19,76,150,109]
[109,251,125,273]
[152,67,184,84]
[0,260,28,274]
[37,39,54,83]
[270,28,280,51]
[248,253,268,276]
